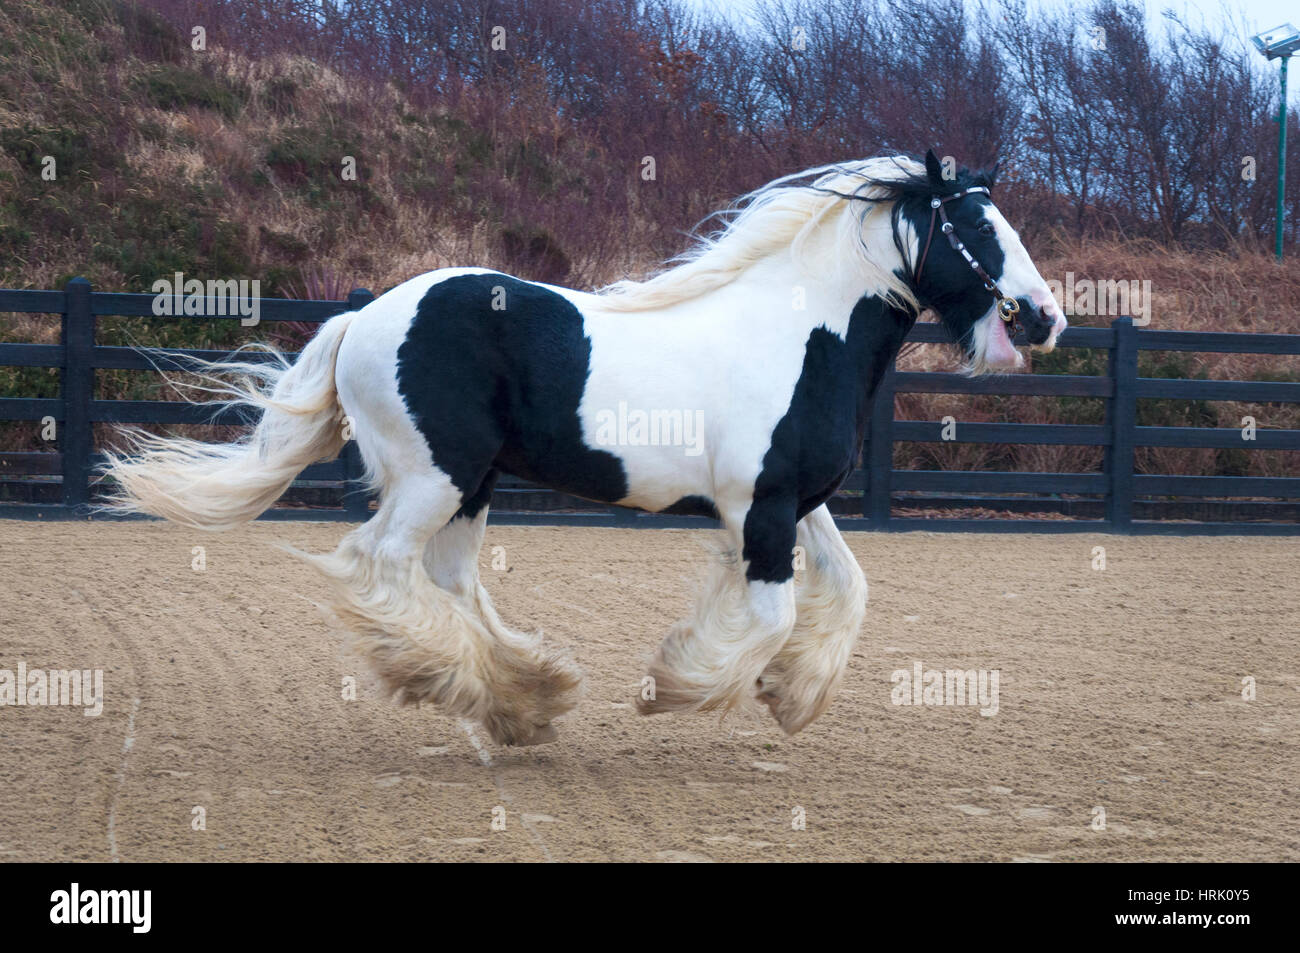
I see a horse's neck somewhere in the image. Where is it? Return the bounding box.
[849,295,915,375]
[725,250,885,336]
[717,254,914,422]
[730,249,913,352]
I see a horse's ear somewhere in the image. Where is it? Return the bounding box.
[986,159,1001,188]
[924,149,945,187]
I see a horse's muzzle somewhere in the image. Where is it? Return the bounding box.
[1013,296,1060,347]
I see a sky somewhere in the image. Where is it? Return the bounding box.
[700,0,1295,36]
[694,0,1300,103]
[1130,1,1298,104]
[1139,0,1293,36]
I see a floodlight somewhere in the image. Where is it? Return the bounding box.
[1252,23,1300,60]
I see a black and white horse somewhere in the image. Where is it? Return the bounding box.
[104,152,1066,746]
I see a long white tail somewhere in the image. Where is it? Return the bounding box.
[100,313,357,530]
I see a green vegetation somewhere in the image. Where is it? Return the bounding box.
[134,64,249,118]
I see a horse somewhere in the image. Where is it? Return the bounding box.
[102,151,1067,746]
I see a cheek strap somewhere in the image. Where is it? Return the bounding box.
[913,187,1022,335]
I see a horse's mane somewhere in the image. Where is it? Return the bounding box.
[592,155,936,314]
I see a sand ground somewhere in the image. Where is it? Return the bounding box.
[0,519,1296,862]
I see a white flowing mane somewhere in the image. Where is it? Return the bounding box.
[593,155,924,313]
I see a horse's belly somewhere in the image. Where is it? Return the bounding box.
[621,461,714,513]
[494,443,709,513]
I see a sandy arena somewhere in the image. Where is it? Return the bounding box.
[0,520,1296,862]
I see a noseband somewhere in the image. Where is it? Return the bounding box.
[912,186,1022,337]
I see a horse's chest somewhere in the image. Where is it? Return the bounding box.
[788,401,860,497]
[755,369,863,509]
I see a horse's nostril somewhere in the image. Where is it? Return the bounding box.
[1026,313,1053,344]
[1014,300,1052,343]
[1023,302,1050,328]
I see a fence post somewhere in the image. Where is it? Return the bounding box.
[342,288,374,521]
[61,277,94,512]
[1105,316,1137,531]
[611,504,640,526]
[867,362,896,526]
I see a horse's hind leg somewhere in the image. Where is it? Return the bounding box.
[422,472,582,744]
[756,504,867,734]
[301,469,565,746]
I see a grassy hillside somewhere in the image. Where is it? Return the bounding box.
[0,0,1296,478]
[0,0,591,294]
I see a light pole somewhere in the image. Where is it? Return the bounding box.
[1252,24,1300,261]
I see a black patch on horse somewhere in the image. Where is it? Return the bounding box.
[742,296,914,583]
[452,469,498,521]
[397,274,629,505]
[660,494,720,520]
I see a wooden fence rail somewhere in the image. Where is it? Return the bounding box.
[1,278,1297,534]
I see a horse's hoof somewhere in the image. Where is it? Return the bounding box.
[636,693,668,716]
[635,670,699,715]
[508,722,559,746]
[758,689,819,736]
[755,674,784,712]
[637,690,695,716]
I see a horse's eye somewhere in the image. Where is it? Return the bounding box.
[978,222,996,237]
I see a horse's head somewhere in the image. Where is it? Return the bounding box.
[898,150,1066,373]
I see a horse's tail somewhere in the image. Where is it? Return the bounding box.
[99,312,357,530]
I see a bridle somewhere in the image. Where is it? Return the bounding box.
[912,186,1022,337]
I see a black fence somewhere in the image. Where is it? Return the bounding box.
[1,278,1298,534]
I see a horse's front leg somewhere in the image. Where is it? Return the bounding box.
[756,504,867,733]
[638,494,797,716]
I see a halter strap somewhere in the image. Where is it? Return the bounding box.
[912,186,1022,335]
